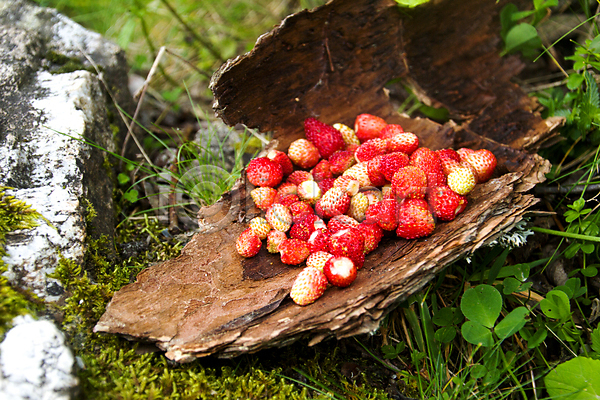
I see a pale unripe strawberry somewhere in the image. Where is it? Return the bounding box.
[333,175,360,196]
[288,138,320,169]
[297,180,322,205]
[236,227,262,258]
[447,166,477,195]
[349,192,369,222]
[249,217,271,239]
[306,251,334,272]
[250,187,277,210]
[333,123,360,146]
[290,266,328,306]
[277,182,298,197]
[343,162,372,188]
[265,204,293,232]
[327,214,360,234]
[266,230,286,253]
[316,187,351,218]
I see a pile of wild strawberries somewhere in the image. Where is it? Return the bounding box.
[235,114,497,306]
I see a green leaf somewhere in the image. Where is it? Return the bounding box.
[434,326,457,344]
[117,173,130,185]
[494,307,529,340]
[591,327,600,354]
[581,266,598,277]
[526,329,547,349]
[540,290,571,320]
[461,321,494,347]
[394,0,430,7]
[545,357,600,399]
[503,277,522,294]
[504,23,542,55]
[432,307,456,327]
[461,285,502,328]
[122,189,139,203]
[470,364,488,380]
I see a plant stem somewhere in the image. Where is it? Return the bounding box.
[530,226,600,242]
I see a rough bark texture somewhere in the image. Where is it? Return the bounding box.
[96,0,560,361]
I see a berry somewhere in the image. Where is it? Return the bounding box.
[306,251,333,272]
[289,201,314,224]
[297,180,322,205]
[317,187,351,218]
[250,187,277,210]
[265,204,293,232]
[462,149,497,183]
[410,147,444,188]
[249,216,271,239]
[356,222,383,254]
[354,113,387,142]
[277,182,298,197]
[367,155,387,187]
[333,123,361,146]
[275,193,300,207]
[279,238,311,265]
[288,138,320,169]
[327,228,365,269]
[365,198,399,231]
[428,186,468,221]
[311,160,333,182]
[456,147,476,162]
[328,150,356,175]
[333,175,361,196]
[287,170,313,186]
[267,230,287,253]
[343,162,372,188]
[290,266,328,306]
[437,149,462,176]
[327,214,359,234]
[447,166,476,195]
[391,166,427,200]
[386,132,419,155]
[318,177,335,194]
[355,138,387,163]
[308,228,331,253]
[323,256,357,287]
[396,199,435,239]
[379,124,405,140]
[246,157,283,187]
[379,152,410,181]
[236,227,262,258]
[267,149,294,175]
[290,214,322,241]
[349,192,370,222]
[304,117,345,159]
[362,189,383,205]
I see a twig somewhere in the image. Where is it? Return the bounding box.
[534,182,600,195]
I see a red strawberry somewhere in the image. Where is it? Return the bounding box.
[410,147,444,188]
[316,187,351,218]
[365,198,399,231]
[318,177,335,194]
[380,152,410,182]
[275,193,300,207]
[354,114,387,142]
[427,185,468,221]
[279,238,310,265]
[265,204,293,232]
[287,170,313,186]
[367,155,387,187]
[267,149,294,175]
[327,227,365,269]
[391,166,427,200]
[345,143,360,154]
[328,150,356,175]
[304,117,345,159]
[288,138,320,169]
[236,227,262,258]
[386,132,419,155]
[456,147,476,162]
[246,157,283,187]
[267,230,287,253]
[333,123,360,146]
[277,182,298,197]
[437,149,462,176]
[249,217,271,239]
[250,187,277,210]
[327,214,359,234]
[356,221,384,254]
[355,138,387,163]
[306,251,333,272]
[396,198,435,239]
[379,124,405,140]
[323,256,357,287]
[290,266,328,306]
[308,228,331,253]
[311,159,333,182]
[289,201,314,224]
[290,214,323,241]
[297,180,322,205]
[462,149,497,183]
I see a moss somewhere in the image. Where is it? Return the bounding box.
[44,50,99,75]
[0,187,44,339]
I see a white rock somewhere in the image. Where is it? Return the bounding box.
[0,315,78,400]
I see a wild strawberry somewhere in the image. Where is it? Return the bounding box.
[279,238,310,265]
[355,138,387,163]
[250,187,277,210]
[333,175,360,196]
[380,152,410,182]
[396,198,435,239]
[362,189,383,205]
[391,166,427,199]
[275,193,300,207]
[265,204,293,232]
[349,192,370,222]
[290,214,324,241]
[236,227,262,258]
[333,123,361,146]
[386,132,419,155]
[456,147,476,162]
[289,201,314,224]
[328,150,356,175]
[277,182,298,197]
[462,149,497,183]
[311,160,333,182]
[297,180,322,205]
[287,170,313,186]
[447,166,476,195]
[318,177,335,194]
[323,256,357,287]
[382,184,394,199]
[356,221,383,254]
[267,230,287,253]
[367,155,387,187]
[290,266,328,306]
[355,113,387,142]
[267,149,294,175]
[308,228,330,253]
[327,228,365,269]
[306,251,333,272]
[288,138,320,169]
[379,124,405,140]
[343,162,372,188]
[246,157,283,187]
[316,187,351,218]
[327,214,359,234]
[437,149,462,176]
[428,186,468,221]
[345,143,360,154]
[410,147,444,188]
[365,198,399,231]
[249,217,271,239]
[304,117,345,159]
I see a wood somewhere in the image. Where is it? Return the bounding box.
[95,0,558,361]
